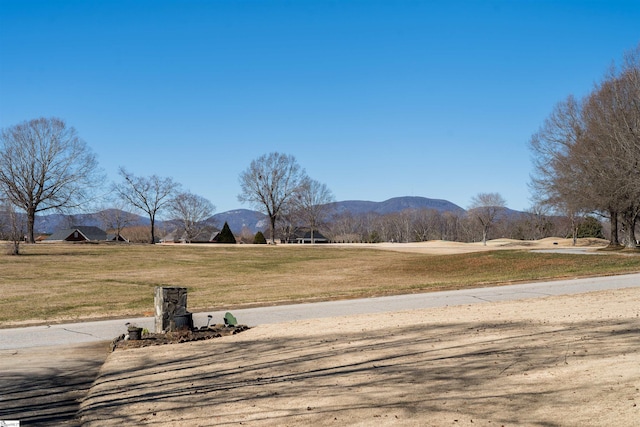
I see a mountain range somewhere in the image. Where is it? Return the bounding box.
[33,196,470,235]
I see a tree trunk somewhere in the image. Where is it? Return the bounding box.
[269,215,277,244]
[623,225,637,249]
[150,216,156,244]
[608,209,620,247]
[27,206,36,244]
[570,215,578,246]
[620,209,638,249]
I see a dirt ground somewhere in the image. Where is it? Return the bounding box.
[79,285,640,426]
[0,342,109,426]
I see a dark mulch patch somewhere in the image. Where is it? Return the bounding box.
[111,324,250,351]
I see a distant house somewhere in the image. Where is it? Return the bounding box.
[46,226,108,242]
[107,233,129,242]
[294,230,329,244]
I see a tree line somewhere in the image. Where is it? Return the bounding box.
[0,120,335,246]
[0,116,608,249]
[311,204,603,244]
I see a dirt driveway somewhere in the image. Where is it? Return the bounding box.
[0,342,109,426]
[79,286,640,426]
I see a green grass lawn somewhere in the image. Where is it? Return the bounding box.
[2,243,639,326]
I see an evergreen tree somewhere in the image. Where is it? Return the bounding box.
[253,231,267,244]
[215,222,236,243]
[576,216,604,239]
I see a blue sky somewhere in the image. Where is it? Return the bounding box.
[1,1,639,214]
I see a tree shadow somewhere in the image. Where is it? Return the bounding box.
[78,317,640,426]
[0,342,109,426]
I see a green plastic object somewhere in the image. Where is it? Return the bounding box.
[224,312,238,326]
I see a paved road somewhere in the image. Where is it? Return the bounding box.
[2,272,640,350]
[530,247,604,255]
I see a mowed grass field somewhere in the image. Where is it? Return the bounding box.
[1,242,640,326]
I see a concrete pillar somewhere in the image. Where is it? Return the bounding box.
[154,286,189,333]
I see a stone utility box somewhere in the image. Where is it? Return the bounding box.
[154,286,193,333]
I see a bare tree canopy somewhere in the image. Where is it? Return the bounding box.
[97,201,140,242]
[530,44,640,248]
[238,152,307,243]
[0,117,100,243]
[167,191,215,243]
[114,168,180,244]
[292,177,335,243]
[468,192,507,245]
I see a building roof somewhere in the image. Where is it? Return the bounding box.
[46,226,108,241]
[107,233,129,242]
[293,230,328,243]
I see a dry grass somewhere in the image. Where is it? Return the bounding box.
[1,242,640,326]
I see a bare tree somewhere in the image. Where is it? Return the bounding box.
[0,118,100,243]
[412,208,442,242]
[97,200,140,242]
[166,191,215,243]
[119,225,154,243]
[386,211,413,243]
[1,195,25,254]
[440,211,462,241]
[275,203,298,243]
[0,195,9,239]
[468,193,507,245]
[360,212,383,243]
[584,53,640,248]
[529,94,620,245]
[529,96,584,206]
[238,226,255,244]
[238,152,307,243]
[292,177,335,243]
[114,168,180,244]
[530,44,640,248]
[523,203,555,241]
[326,211,385,243]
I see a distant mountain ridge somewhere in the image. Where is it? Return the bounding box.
[210,209,269,235]
[328,196,464,216]
[34,211,148,235]
[33,196,469,235]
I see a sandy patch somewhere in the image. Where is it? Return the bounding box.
[80,286,640,426]
[325,237,609,255]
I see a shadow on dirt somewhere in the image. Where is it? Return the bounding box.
[78,317,640,426]
[0,342,109,426]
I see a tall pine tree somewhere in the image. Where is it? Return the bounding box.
[215,222,236,244]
